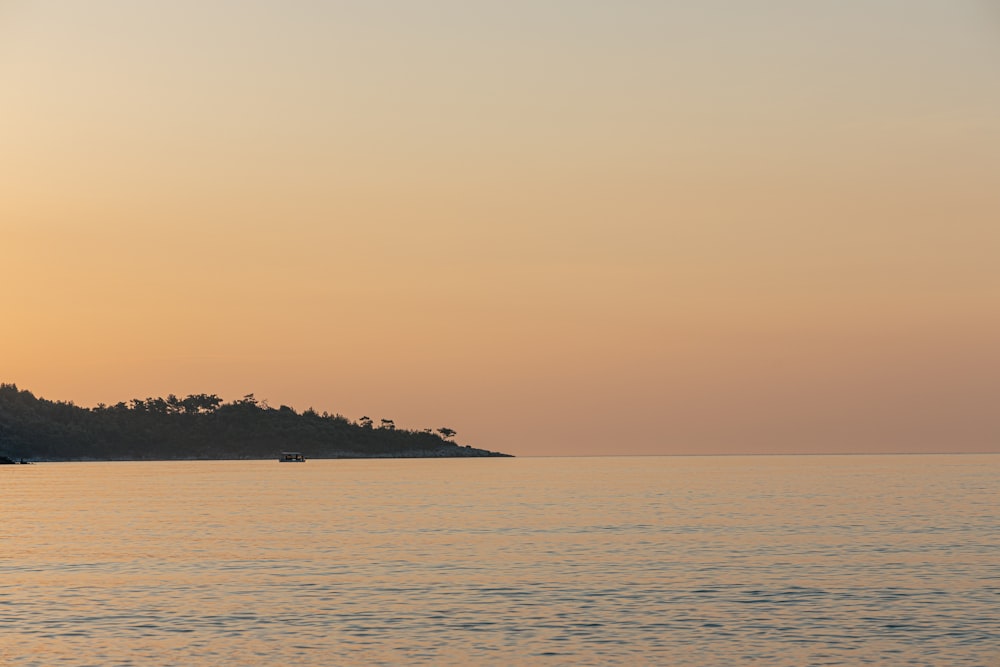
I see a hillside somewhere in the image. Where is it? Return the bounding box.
[0,384,510,461]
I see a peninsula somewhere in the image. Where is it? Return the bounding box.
[0,384,510,461]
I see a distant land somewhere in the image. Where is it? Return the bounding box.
[0,384,511,461]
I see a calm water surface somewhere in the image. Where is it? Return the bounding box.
[2,455,997,665]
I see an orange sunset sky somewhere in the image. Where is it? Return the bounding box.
[2,1,998,456]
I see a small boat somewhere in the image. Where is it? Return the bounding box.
[0,456,30,465]
[279,451,306,463]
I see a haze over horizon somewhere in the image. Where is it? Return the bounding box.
[3,1,998,456]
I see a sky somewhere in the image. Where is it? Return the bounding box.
[2,0,998,456]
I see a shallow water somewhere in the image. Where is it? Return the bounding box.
[2,455,997,665]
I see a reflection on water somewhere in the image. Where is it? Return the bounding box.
[2,455,997,665]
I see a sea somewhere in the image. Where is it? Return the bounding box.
[2,455,997,666]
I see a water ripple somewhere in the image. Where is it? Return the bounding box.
[2,455,997,665]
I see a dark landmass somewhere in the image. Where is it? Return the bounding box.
[0,384,511,461]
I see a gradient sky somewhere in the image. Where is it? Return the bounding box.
[2,1,998,456]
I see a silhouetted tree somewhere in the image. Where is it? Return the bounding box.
[181,394,222,414]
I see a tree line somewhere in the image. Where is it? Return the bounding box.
[0,383,509,461]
